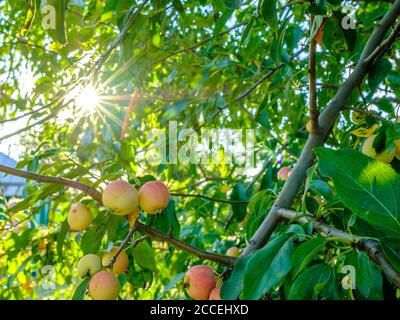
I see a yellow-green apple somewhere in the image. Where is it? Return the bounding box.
[362,134,395,164]
[77,254,102,278]
[67,203,93,231]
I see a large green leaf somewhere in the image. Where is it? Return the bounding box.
[131,241,157,271]
[220,254,252,300]
[291,237,326,279]
[345,251,383,299]
[56,219,69,260]
[230,182,249,222]
[368,58,391,94]
[316,148,400,238]
[242,234,296,299]
[156,272,185,300]
[258,0,278,33]
[288,263,333,299]
[80,210,110,255]
[72,279,89,300]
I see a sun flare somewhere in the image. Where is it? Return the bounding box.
[75,85,99,114]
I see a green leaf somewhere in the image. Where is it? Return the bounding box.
[213,9,234,37]
[131,241,157,271]
[345,251,383,299]
[156,272,185,299]
[239,18,255,49]
[40,0,67,45]
[80,211,110,255]
[310,179,333,200]
[230,182,249,222]
[172,0,184,12]
[368,58,391,94]
[291,237,326,278]
[316,148,400,238]
[221,254,252,300]
[258,0,278,33]
[72,279,89,300]
[56,219,69,260]
[308,0,327,15]
[21,0,36,36]
[242,234,296,299]
[288,263,333,299]
[7,256,30,287]
[161,99,191,123]
[145,199,180,237]
[223,0,242,9]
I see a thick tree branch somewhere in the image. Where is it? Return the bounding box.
[242,0,400,257]
[277,208,400,288]
[0,164,236,266]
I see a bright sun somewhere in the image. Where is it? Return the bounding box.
[75,85,99,113]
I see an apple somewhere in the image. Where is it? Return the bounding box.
[102,180,138,215]
[102,247,129,275]
[67,203,93,231]
[208,287,221,300]
[138,181,170,214]
[184,265,216,300]
[277,167,292,181]
[77,254,102,278]
[88,270,120,300]
[226,247,240,257]
[362,134,395,164]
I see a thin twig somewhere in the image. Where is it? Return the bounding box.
[106,227,140,268]
[120,92,138,139]
[170,192,248,204]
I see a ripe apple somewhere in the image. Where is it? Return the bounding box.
[77,254,102,278]
[67,203,93,231]
[362,134,395,164]
[102,180,138,215]
[88,270,120,300]
[138,181,170,214]
[184,265,216,300]
[209,287,221,300]
[226,247,240,257]
[102,247,129,275]
[277,166,292,181]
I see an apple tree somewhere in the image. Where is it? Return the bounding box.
[0,0,400,300]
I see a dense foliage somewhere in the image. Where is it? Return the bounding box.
[0,0,400,300]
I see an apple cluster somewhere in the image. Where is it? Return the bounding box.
[67,179,170,300]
